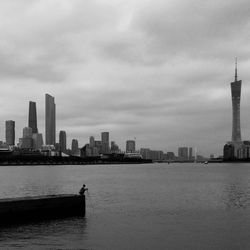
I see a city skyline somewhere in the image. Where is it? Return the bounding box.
[0,1,250,156]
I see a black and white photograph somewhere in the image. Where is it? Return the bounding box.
[1,0,250,249]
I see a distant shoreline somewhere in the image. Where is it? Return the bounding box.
[0,155,152,166]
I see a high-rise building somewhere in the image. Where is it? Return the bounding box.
[28,101,38,134]
[20,127,33,149]
[89,136,95,148]
[231,59,242,143]
[178,147,188,160]
[23,127,33,138]
[5,120,15,146]
[111,141,120,153]
[59,130,67,153]
[32,133,43,150]
[126,140,136,153]
[71,139,79,155]
[188,147,193,160]
[101,132,109,154]
[45,94,56,145]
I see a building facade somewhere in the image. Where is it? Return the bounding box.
[71,139,79,155]
[101,132,109,154]
[45,94,56,145]
[5,120,15,146]
[178,147,188,161]
[28,101,38,134]
[126,140,136,153]
[59,130,67,153]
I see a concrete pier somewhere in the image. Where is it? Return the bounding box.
[0,194,85,224]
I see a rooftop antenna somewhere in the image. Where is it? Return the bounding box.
[235,57,238,82]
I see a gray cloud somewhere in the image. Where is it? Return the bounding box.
[0,0,249,156]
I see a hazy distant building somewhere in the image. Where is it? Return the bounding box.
[140,148,151,159]
[23,127,33,138]
[94,140,102,155]
[89,136,95,148]
[101,132,109,154]
[166,152,175,160]
[188,147,193,160]
[20,127,33,149]
[5,120,15,146]
[28,101,38,134]
[71,139,79,155]
[111,141,120,153]
[178,147,188,161]
[80,144,92,157]
[32,133,43,150]
[59,130,67,153]
[45,94,56,145]
[126,140,136,153]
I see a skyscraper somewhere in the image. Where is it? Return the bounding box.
[231,58,242,143]
[5,120,15,146]
[101,132,109,154]
[126,140,136,153]
[45,94,56,145]
[178,147,188,161]
[188,147,193,160]
[59,130,67,153]
[71,139,79,155]
[28,101,38,134]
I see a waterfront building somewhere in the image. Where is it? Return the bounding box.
[71,139,79,156]
[188,147,193,160]
[89,136,95,148]
[5,120,15,146]
[178,147,188,161]
[101,132,109,154]
[23,127,33,138]
[126,140,136,153]
[140,148,164,161]
[166,152,175,160]
[140,148,151,160]
[28,101,38,134]
[111,141,120,153]
[20,127,33,149]
[80,144,92,157]
[94,140,102,155]
[45,94,56,145]
[59,130,67,153]
[32,133,43,150]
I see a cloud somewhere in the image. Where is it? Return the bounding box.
[0,0,250,156]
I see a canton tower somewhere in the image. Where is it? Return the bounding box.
[231,58,242,143]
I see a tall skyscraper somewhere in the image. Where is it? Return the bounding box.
[101,132,109,154]
[126,140,136,153]
[231,58,242,143]
[59,130,67,153]
[45,94,56,145]
[28,101,38,134]
[5,120,15,146]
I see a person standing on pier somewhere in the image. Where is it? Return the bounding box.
[79,184,88,195]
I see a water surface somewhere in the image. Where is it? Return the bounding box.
[1,163,250,249]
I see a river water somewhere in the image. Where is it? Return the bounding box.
[1,163,250,249]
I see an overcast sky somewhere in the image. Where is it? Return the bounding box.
[0,0,250,156]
